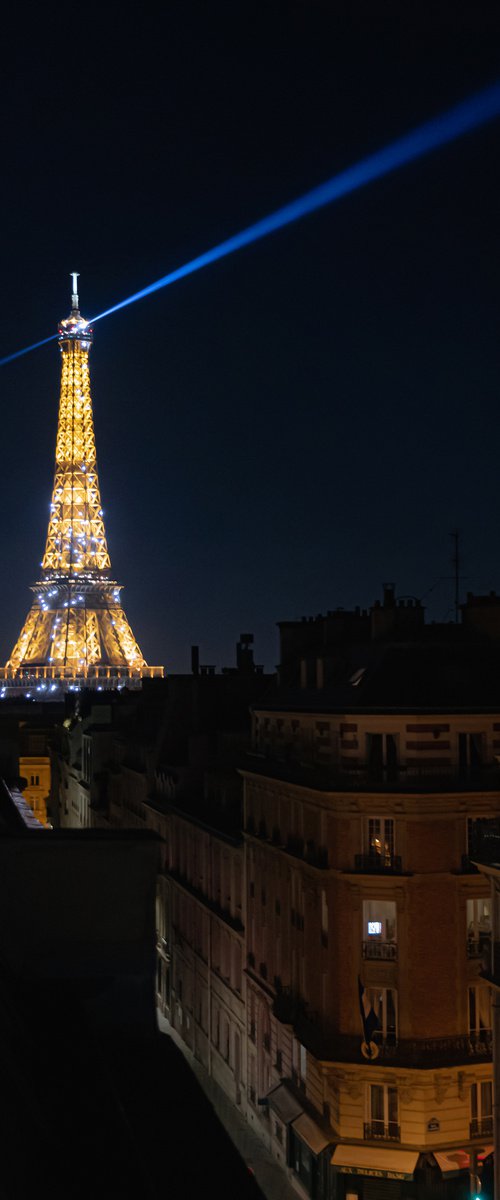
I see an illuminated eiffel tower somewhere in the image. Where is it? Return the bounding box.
[3,277,163,693]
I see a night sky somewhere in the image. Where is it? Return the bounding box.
[1,7,500,673]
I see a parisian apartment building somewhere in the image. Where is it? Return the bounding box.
[49,591,500,1200]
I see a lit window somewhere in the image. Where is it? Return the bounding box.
[467,898,491,961]
[367,817,394,865]
[363,900,397,960]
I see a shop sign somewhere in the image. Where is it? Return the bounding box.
[338,1167,407,1180]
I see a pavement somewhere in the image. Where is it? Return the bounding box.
[157,1013,298,1200]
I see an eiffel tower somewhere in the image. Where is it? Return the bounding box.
[3,277,163,692]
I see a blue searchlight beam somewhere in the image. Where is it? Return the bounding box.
[2,81,500,367]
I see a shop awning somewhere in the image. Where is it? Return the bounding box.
[432,1147,492,1176]
[479,1146,494,1162]
[267,1083,303,1125]
[433,1151,471,1177]
[291,1113,332,1156]
[331,1145,419,1181]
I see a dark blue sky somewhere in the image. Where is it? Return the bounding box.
[1,7,500,671]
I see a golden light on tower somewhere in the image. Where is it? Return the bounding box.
[2,278,163,692]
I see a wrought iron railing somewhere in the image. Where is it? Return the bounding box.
[362,940,398,961]
[354,853,402,873]
[470,1116,493,1138]
[364,1121,400,1142]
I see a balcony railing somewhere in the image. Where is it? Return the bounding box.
[354,853,402,874]
[244,751,500,794]
[364,1121,400,1142]
[362,940,398,961]
[470,1116,493,1138]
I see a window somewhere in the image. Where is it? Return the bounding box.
[466,898,491,957]
[321,888,328,948]
[291,1130,314,1190]
[367,817,394,865]
[366,733,398,779]
[365,1084,399,1141]
[292,1038,307,1090]
[470,1080,493,1137]
[459,732,484,774]
[249,1055,256,1107]
[467,816,500,861]
[468,984,492,1039]
[362,900,397,960]
[233,942,242,994]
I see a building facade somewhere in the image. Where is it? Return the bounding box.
[240,588,500,1198]
[51,593,500,1197]
[51,638,270,1130]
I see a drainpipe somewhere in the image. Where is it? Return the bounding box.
[493,986,500,1200]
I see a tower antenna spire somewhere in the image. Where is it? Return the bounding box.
[71,272,80,313]
[2,283,163,691]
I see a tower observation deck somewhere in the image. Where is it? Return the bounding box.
[2,278,163,694]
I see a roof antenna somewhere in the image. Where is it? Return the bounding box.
[71,272,80,314]
[451,529,461,623]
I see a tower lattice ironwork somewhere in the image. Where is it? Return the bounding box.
[4,278,162,691]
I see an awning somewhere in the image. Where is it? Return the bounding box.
[433,1151,470,1177]
[433,1147,493,1176]
[267,1083,303,1125]
[479,1146,494,1162]
[331,1145,419,1181]
[291,1113,332,1156]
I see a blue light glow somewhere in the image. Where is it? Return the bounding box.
[1,81,500,367]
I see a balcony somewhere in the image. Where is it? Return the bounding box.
[470,1116,493,1138]
[354,853,402,874]
[362,940,398,961]
[244,751,500,794]
[364,1121,400,1142]
[245,818,329,868]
